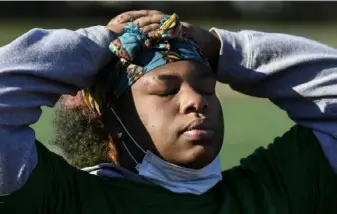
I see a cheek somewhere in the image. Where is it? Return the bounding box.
[133,96,178,140]
[135,100,180,156]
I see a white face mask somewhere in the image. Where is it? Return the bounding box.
[111,108,223,195]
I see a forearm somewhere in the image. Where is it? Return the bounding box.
[211,28,337,172]
[0,26,115,195]
[211,28,337,133]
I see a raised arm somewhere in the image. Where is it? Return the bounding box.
[0,10,166,195]
[211,28,337,173]
[0,26,115,195]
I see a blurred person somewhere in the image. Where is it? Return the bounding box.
[0,9,337,214]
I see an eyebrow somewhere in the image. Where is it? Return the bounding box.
[156,70,214,80]
[156,74,179,81]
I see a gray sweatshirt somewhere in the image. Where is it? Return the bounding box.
[0,25,337,195]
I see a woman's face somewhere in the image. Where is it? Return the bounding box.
[114,60,224,169]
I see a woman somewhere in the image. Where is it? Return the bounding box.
[0,10,337,214]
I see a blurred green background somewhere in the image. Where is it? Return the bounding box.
[2,15,337,169]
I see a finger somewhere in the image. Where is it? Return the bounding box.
[133,14,165,27]
[116,10,164,24]
[138,10,164,15]
[107,11,139,26]
[141,24,161,33]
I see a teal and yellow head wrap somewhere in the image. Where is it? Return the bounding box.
[83,14,209,115]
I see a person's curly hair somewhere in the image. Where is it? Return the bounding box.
[50,91,119,168]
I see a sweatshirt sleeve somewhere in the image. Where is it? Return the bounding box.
[210,28,337,174]
[0,26,115,195]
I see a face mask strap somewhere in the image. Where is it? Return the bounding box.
[109,107,147,167]
[119,138,139,165]
[109,107,146,153]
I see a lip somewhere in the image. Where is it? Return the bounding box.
[181,119,214,141]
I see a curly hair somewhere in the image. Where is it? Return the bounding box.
[50,91,120,168]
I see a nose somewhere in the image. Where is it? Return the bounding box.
[179,85,208,115]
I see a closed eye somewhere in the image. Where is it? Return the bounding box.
[155,87,180,97]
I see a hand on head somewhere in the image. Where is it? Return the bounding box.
[106,10,165,35]
[106,10,220,65]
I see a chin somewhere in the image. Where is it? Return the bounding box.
[181,144,218,169]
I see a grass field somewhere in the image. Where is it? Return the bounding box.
[2,18,336,169]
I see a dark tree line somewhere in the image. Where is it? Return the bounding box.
[0,1,336,22]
